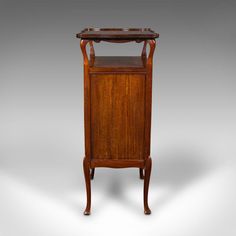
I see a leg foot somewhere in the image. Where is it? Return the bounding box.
[84,210,91,216]
[83,157,91,215]
[90,168,95,180]
[144,157,152,215]
[144,207,151,215]
[139,168,144,179]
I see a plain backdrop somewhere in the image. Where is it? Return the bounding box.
[1,1,236,236]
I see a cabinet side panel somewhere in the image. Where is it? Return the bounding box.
[90,73,145,160]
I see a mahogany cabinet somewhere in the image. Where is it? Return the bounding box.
[76,28,159,215]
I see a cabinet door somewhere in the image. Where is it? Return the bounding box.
[90,73,146,160]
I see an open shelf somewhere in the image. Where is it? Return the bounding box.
[90,56,146,69]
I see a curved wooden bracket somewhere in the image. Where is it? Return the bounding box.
[80,39,90,65]
[89,41,95,62]
[141,41,147,59]
[141,39,156,67]
[80,40,96,65]
[81,39,155,67]
[147,39,156,67]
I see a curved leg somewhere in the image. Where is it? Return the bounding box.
[144,158,152,214]
[83,157,91,215]
[90,168,95,180]
[139,168,144,179]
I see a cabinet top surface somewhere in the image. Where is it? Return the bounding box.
[76,28,159,39]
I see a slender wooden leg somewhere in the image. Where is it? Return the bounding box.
[144,157,152,214]
[139,168,144,179]
[83,157,91,215]
[90,168,95,180]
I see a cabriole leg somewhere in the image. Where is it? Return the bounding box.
[83,157,91,215]
[144,157,152,214]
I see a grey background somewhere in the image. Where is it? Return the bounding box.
[0,1,236,236]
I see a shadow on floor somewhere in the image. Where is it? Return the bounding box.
[3,147,213,215]
[89,147,212,214]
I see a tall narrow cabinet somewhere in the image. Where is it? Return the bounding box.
[76,28,159,215]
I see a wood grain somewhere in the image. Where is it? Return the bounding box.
[90,73,145,160]
[79,28,158,214]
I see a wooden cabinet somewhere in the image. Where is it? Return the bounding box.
[76,28,159,215]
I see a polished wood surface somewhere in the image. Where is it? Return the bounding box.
[91,73,145,160]
[78,28,158,215]
[77,28,159,40]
